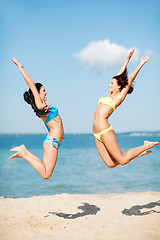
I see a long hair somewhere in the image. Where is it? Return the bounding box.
[23,83,49,117]
[113,68,134,94]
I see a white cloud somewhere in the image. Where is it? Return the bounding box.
[144,50,154,56]
[74,39,139,72]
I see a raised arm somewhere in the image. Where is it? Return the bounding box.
[117,49,135,75]
[12,57,44,110]
[119,56,149,101]
[127,56,149,86]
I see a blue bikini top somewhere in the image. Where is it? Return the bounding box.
[45,106,59,131]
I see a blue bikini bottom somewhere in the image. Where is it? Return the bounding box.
[43,136,61,148]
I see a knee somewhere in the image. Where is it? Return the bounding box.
[43,176,51,180]
[41,172,52,180]
[102,157,119,168]
[107,164,115,168]
[118,157,129,166]
[119,161,127,166]
[107,162,120,168]
[105,161,117,168]
[115,155,128,166]
[108,165,115,169]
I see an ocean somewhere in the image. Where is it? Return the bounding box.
[0,133,160,198]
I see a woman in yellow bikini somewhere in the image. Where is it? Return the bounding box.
[93,49,159,168]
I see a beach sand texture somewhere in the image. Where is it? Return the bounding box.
[0,192,160,240]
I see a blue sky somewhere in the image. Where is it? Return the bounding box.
[1,0,160,134]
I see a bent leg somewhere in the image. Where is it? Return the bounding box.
[42,141,58,179]
[101,130,159,165]
[94,138,119,168]
[10,143,58,179]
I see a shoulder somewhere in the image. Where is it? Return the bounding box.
[110,94,123,108]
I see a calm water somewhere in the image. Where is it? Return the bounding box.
[0,133,160,198]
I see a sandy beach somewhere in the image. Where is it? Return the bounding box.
[0,192,160,240]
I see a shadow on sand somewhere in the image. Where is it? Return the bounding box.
[45,202,100,219]
[122,200,160,216]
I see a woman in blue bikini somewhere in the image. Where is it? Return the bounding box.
[10,58,64,179]
[93,49,159,168]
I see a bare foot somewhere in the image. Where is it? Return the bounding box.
[144,141,159,150]
[9,145,27,159]
[138,150,152,157]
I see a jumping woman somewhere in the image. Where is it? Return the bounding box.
[10,58,64,179]
[93,49,159,168]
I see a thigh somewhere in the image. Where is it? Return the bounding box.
[101,130,124,162]
[95,138,119,168]
[43,141,58,174]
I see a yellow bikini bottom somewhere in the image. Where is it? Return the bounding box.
[93,125,114,142]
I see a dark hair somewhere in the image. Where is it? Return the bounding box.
[113,68,134,94]
[23,83,49,117]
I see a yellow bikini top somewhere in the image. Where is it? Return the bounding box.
[98,96,116,110]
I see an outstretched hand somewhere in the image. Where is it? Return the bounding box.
[141,56,149,65]
[127,49,135,60]
[12,57,19,65]
[12,57,23,69]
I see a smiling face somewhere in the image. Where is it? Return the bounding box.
[39,85,47,102]
[108,78,120,93]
